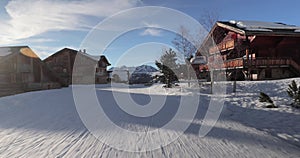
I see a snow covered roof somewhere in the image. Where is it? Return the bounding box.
[0,46,39,59]
[0,47,13,56]
[232,20,300,30]
[80,52,100,61]
[0,46,34,57]
[98,55,111,65]
[218,20,300,35]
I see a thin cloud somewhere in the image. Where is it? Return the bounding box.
[140,22,163,36]
[0,0,140,45]
[140,28,162,36]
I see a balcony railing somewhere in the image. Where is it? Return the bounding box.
[209,39,235,54]
[199,57,300,73]
[224,58,244,68]
[244,58,300,71]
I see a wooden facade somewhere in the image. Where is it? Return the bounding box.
[96,56,112,84]
[0,46,61,97]
[196,21,300,81]
[44,48,111,86]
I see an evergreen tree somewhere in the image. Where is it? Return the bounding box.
[156,49,178,88]
[259,92,277,108]
[287,80,300,107]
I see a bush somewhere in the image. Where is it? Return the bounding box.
[287,80,300,108]
[259,92,277,108]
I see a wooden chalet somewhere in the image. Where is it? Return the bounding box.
[0,46,61,97]
[44,48,111,86]
[196,20,300,81]
[97,55,112,83]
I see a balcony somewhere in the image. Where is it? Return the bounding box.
[209,39,235,54]
[244,58,300,71]
[224,58,244,68]
[199,57,300,73]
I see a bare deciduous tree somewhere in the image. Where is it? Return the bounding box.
[172,26,196,58]
[199,10,219,31]
[172,10,219,58]
[171,10,219,87]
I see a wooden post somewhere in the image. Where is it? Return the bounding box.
[211,70,214,94]
[245,48,249,80]
[250,53,253,80]
[245,34,251,80]
[187,63,190,87]
[233,67,237,93]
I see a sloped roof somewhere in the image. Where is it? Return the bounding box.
[43,48,77,61]
[0,46,40,60]
[44,47,110,64]
[0,47,13,56]
[99,55,111,65]
[217,20,300,36]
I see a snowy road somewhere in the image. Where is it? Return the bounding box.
[0,81,299,157]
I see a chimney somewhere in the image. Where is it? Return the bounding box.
[83,49,86,54]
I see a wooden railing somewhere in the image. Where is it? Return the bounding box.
[224,58,244,68]
[198,57,300,74]
[244,58,300,72]
[199,58,244,70]
[209,39,235,54]
[247,58,290,67]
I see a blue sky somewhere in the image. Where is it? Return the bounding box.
[0,0,299,67]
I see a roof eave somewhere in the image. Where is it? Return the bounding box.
[216,22,246,35]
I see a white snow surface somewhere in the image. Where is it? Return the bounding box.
[0,78,299,157]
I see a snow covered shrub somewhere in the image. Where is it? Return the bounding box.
[259,92,277,108]
[287,80,300,108]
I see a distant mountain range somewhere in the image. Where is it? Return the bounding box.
[109,65,158,74]
[133,65,158,73]
[109,65,159,81]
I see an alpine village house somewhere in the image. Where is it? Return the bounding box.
[0,46,61,97]
[194,20,300,81]
[44,48,111,86]
[0,47,111,97]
